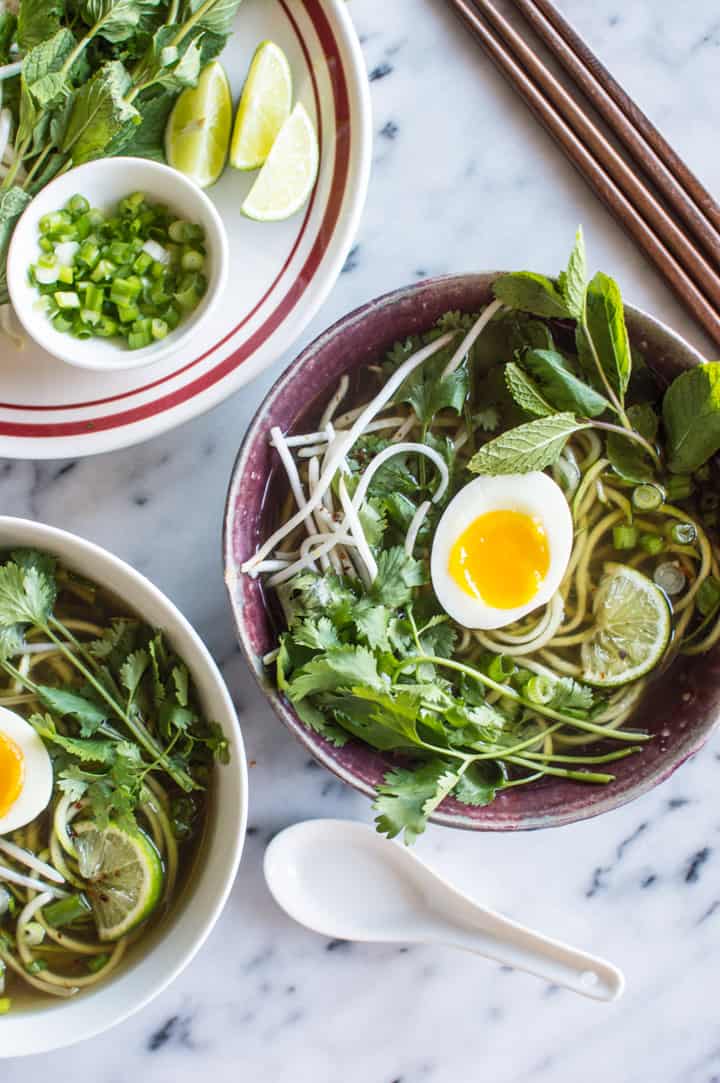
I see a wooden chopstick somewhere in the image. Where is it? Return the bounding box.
[512,0,720,246]
[471,0,720,312]
[447,0,720,345]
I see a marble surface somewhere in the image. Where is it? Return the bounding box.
[5,0,720,1079]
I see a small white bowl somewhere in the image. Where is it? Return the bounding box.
[0,516,247,1058]
[7,157,229,372]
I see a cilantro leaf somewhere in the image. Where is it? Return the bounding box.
[374,760,451,843]
[353,600,390,651]
[0,561,55,627]
[286,646,382,702]
[293,616,342,652]
[36,686,108,734]
[120,648,150,699]
[370,547,425,607]
[453,761,505,807]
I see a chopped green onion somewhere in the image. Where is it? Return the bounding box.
[52,313,73,333]
[670,522,697,545]
[613,525,638,550]
[181,249,205,272]
[698,576,720,617]
[87,953,111,974]
[44,894,93,927]
[116,302,140,323]
[524,675,554,705]
[68,194,90,216]
[632,484,665,511]
[487,654,516,683]
[54,291,80,310]
[639,533,664,556]
[32,192,206,348]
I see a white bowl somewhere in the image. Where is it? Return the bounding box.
[0,517,247,1058]
[7,158,229,372]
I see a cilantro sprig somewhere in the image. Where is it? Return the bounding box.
[0,550,227,826]
[275,550,644,844]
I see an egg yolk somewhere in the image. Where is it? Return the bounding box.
[448,509,550,609]
[0,729,24,818]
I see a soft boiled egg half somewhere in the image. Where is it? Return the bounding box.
[0,706,53,834]
[431,472,573,630]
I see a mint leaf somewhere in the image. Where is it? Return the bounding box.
[17,0,63,50]
[662,362,720,473]
[582,272,631,401]
[374,760,450,843]
[560,226,587,320]
[504,362,554,417]
[22,27,75,85]
[80,0,164,44]
[468,413,588,476]
[107,87,174,160]
[606,403,659,482]
[524,349,609,418]
[493,271,570,319]
[62,61,139,165]
[191,0,243,37]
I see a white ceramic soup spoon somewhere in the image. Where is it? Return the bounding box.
[264,819,624,1002]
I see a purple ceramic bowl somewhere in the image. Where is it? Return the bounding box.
[224,273,720,831]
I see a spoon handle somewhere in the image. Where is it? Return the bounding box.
[432,909,623,1001]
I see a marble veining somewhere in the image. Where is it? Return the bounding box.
[4,0,720,1079]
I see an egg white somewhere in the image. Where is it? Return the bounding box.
[431,472,573,630]
[0,706,53,834]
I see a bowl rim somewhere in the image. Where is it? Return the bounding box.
[7,156,229,373]
[0,515,248,1056]
[223,270,716,832]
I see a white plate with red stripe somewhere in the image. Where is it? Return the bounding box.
[0,0,371,459]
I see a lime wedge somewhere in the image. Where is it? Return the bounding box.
[74,821,164,942]
[241,102,319,222]
[230,40,293,171]
[165,61,232,188]
[581,566,671,687]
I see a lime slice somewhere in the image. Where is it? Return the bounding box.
[581,566,672,687]
[241,102,319,221]
[165,61,232,188]
[230,40,293,171]
[74,821,164,942]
